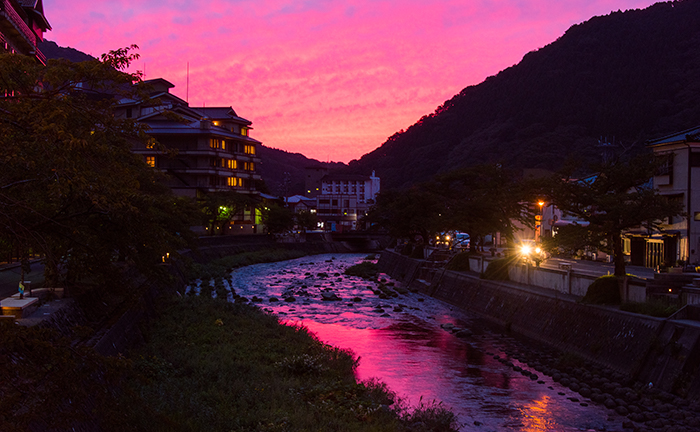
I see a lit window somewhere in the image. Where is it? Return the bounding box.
[244,162,255,171]
[241,127,248,137]
[228,177,242,187]
[210,138,222,149]
[227,159,238,169]
[146,156,156,167]
[146,137,156,149]
[244,145,256,155]
[212,121,220,127]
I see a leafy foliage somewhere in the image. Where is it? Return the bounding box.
[200,191,257,235]
[482,258,513,281]
[295,209,318,232]
[545,154,683,276]
[446,252,471,272]
[581,275,621,305]
[344,262,379,279]
[262,203,295,234]
[0,50,197,288]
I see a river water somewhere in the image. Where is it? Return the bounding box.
[204,253,626,431]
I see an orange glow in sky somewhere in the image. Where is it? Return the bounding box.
[45,0,658,163]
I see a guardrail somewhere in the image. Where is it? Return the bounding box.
[1,0,36,47]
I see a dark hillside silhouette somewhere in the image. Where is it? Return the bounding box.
[349,0,700,189]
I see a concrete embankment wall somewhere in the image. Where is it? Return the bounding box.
[379,250,700,398]
[464,255,646,301]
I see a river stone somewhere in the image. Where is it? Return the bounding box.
[269,297,279,302]
[579,387,592,398]
[380,313,391,317]
[284,296,296,302]
[605,399,618,409]
[622,420,635,429]
[441,323,455,330]
[569,383,580,392]
[560,378,571,387]
[616,406,630,416]
[321,292,341,301]
[552,373,562,382]
[352,297,362,302]
[628,412,645,423]
[456,329,473,338]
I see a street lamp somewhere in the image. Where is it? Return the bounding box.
[535,201,545,241]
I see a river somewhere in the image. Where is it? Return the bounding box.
[198,253,626,431]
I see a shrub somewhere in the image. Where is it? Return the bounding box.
[345,262,379,279]
[482,258,511,281]
[582,275,621,305]
[410,244,424,259]
[446,253,471,272]
[620,301,678,317]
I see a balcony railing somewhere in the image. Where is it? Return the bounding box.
[1,0,35,47]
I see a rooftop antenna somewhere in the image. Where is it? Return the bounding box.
[186,61,189,103]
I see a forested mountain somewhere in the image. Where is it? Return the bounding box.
[38,40,94,62]
[257,146,345,196]
[348,0,700,189]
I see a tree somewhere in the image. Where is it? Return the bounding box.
[200,191,257,236]
[0,49,197,289]
[262,204,295,234]
[546,154,683,276]
[295,210,318,232]
[365,187,445,243]
[431,165,534,251]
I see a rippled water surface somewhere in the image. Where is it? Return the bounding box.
[216,253,625,431]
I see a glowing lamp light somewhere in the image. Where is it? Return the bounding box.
[521,244,532,255]
[535,247,542,254]
[538,201,545,207]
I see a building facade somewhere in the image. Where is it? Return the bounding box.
[316,171,380,232]
[115,78,263,233]
[648,126,700,266]
[0,0,50,64]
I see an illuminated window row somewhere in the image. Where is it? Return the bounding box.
[210,139,257,155]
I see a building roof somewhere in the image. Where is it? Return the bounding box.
[647,126,700,147]
[321,174,372,182]
[191,107,252,126]
[286,195,315,204]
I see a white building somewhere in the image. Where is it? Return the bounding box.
[316,171,380,232]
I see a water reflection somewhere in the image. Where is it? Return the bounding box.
[221,253,621,431]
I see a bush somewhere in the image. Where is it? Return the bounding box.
[620,301,678,317]
[482,258,512,281]
[582,275,621,305]
[410,244,424,259]
[446,253,471,272]
[344,262,379,279]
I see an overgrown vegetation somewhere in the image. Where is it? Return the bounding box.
[581,275,621,305]
[1,297,460,431]
[188,249,308,280]
[446,252,471,272]
[345,262,379,279]
[482,258,512,281]
[620,301,678,318]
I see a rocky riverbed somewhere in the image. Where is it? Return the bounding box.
[187,253,700,431]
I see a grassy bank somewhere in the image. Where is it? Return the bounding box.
[1,295,458,431]
[128,296,458,431]
[188,248,309,280]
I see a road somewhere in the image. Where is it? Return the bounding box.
[542,257,656,279]
[0,262,46,300]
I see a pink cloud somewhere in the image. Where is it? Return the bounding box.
[45,0,658,162]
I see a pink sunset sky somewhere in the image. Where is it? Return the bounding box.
[44,0,658,163]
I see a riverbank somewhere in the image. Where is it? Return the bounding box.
[1,249,458,431]
[378,250,700,430]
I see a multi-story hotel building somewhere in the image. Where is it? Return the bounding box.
[115,78,263,233]
[0,0,50,64]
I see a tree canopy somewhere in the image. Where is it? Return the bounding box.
[545,154,683,276]
[0,49,197,288]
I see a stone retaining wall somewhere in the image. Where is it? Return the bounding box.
[379,250,700,399]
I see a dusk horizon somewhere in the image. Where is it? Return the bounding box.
[46,0,660,163]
